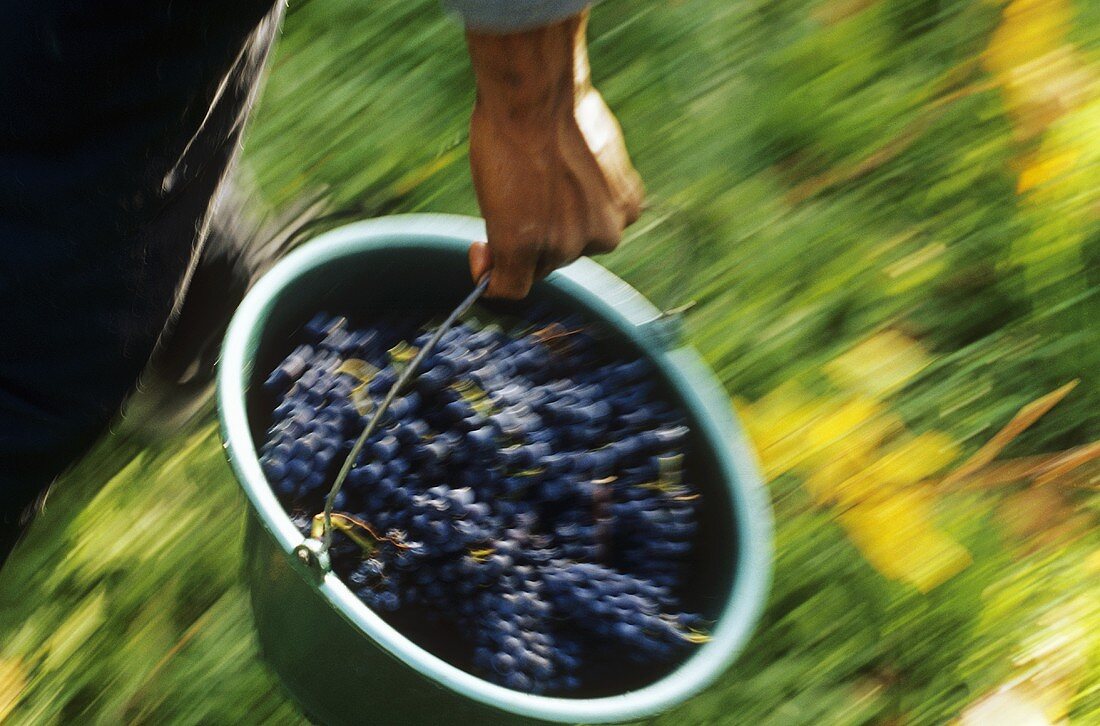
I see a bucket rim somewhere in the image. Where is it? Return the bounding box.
[217,213,771,723]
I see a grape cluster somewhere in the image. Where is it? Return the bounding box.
[260,308,706,694]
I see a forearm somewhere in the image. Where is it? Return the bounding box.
[465,12,590,129]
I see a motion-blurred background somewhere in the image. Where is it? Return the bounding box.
[0,0,1097,723]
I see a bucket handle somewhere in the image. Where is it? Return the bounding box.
[295,274,491,571]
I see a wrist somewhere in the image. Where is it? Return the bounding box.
[465,11,591,130]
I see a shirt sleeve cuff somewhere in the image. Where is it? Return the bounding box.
[442,0,593,33]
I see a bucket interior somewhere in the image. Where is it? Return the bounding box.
[241,239,739,697]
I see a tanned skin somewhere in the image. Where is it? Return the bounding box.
[465,10,645,299]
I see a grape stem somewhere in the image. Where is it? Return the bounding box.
[311,512,416,554]
[312,513,378,554]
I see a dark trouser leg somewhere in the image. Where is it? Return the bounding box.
[0,2,283,567]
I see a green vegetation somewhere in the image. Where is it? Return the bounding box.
[0,0,1096,723]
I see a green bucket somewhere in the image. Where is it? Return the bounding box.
[217,214,771,725]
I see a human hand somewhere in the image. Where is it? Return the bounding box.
[465,10,644,299]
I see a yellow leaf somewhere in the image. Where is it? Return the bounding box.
[984,0,1071,81]
[838,487,972,591]
[824,331,932,398]
[803,396,901,464]
[738,382,826,478]
[334,358,378,384]
[983,0,1082,139]
[1017,147,1081,193]
[877,432,961,484]
[803,452,869,506]
[818,431,961,507]
[1015,95,1100,222]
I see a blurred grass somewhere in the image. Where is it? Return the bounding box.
[0,0,1098,723]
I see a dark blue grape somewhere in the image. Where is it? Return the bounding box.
[260,308,705,695]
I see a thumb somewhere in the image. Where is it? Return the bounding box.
[468,241,492,284]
